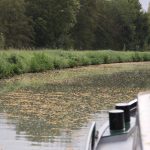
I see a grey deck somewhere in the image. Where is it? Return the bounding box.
[97,135,133,150]
[95,117,136,150]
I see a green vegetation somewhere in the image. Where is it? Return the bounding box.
[0,50,150,78]
[0,0,150,50]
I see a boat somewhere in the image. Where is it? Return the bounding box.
[85,92,150,150]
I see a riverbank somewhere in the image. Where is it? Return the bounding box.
[0,50,150,78]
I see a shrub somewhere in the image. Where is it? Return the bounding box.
[30,53,54,72]
[0,58,14,78]
[0,50,150,78]
[132,52,143,62]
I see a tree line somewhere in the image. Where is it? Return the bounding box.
[0,0,150,50]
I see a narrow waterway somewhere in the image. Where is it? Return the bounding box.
[0,62,149,150]
[0,112,108,150]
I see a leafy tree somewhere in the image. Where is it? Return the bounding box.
[72,0,97,50]
[0,0,34,48]
[94,0,118,49]
[25,0,80,48]
[0,33,5,49]
[133,13,150,50]
[144,3,150,50]
[94,0,149,50]
[0,0,149,50]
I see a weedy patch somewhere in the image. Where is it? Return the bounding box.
[0,62,149,141]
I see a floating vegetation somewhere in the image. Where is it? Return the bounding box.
[0,62,149,142]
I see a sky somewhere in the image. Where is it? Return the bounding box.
[139,0,150,11]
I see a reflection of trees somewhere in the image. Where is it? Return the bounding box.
[0,108,62,142]
[0,98,87,143]
[0,101,74,144]
[15,118,61,142]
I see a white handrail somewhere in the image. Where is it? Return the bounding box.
[128,99,137,110]
[85,122,96,150]
[94,121,109,149]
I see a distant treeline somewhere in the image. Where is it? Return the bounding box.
[0,0,150,50]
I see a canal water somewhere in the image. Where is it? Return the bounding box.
[0,111,108,150]
[0,63,149,150]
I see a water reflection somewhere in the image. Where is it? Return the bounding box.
[0,66,149,149]
[0,112,108,150]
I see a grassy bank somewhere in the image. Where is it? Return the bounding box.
[0,50,150,78]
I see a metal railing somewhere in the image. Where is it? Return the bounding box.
[85,122,96,150]
[128,99,137,112]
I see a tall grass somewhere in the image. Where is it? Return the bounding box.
[0,50,150,78]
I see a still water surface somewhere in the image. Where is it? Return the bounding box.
[0,63,150,150]
[0,112,108,150]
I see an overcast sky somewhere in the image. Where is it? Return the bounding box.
[139,0,150,11]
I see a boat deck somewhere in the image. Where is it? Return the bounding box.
[96,117,136,150]
[97,135,133,150]
[85,93,150,150]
